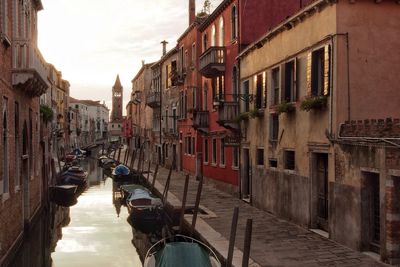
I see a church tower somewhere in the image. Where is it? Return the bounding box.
[111,75,123,122]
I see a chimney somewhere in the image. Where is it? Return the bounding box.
[141,60,145,66]
[161,40,168,56]
[189,0,195,25]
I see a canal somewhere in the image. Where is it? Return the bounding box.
[10,156,146,267]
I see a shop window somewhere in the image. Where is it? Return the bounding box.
[284,150,295,170]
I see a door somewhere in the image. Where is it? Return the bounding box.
[241,148,251,201]
[316,154,328,231]
[362,172,380,253]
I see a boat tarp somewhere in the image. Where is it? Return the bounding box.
[120,184,146,193]
[113,164,130,175]
[127,189,162,206]
[155,242,212,267]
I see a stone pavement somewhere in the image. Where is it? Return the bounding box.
[117,149,387,266]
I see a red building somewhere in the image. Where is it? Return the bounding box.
[193,0,305,195]
[177,0,204,176]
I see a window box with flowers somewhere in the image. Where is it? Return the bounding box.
[300,96,328,111]
[276,101,296,115]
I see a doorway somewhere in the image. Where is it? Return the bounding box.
[22,122,29,221]
[361,172,381,254]
[241,148,251,202]
[312,153,329,232]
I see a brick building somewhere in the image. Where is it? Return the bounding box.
[109,75,124,142]
[0,0,51,264]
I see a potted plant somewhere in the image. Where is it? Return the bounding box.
[234,112,251,123]
[276,101,296,115]
[40,105,54,124]
[300,95,328,111]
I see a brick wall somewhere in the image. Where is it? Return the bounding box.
[340,118,400,138]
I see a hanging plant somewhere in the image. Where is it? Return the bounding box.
[40,105,53,123]
[234,112,251,123]
[276,101,296,115]
[300,96,328,112]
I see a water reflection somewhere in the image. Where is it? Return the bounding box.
[51,164,142,266]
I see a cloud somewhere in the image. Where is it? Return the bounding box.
[39,0,223,114]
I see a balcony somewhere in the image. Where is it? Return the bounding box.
[199,47,226,78]
[146,91,161,108]
[12,43,49,97]
[193,111,209,133]
[217,101,239,131]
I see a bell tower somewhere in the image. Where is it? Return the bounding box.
[111,74,123,122]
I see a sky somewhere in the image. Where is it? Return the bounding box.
[38,0,222,112]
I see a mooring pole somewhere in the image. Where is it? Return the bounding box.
[179,174,190,233]
[151,164,159,191]
[227,207,239,267]
[117,147,122,163]
[190,175,203,237]
[242,219,253,267]
[162,165,173,203]
[146,160,151,182]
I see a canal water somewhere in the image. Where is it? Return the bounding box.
[10,156,146,267]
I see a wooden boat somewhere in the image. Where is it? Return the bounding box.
[111,164,131,182]
[50,185,78,207]
[144,235,221,267]
[102,159,116,170]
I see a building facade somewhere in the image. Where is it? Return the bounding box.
[238,0,400,263]
[0,0,52,264]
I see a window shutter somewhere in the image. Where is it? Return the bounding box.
[306,52,312,96]
[263,71,267,108]
[280,64,286,103]
[293,59,298,101]
[323,45,331,96]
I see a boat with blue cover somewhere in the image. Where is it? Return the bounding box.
[112,164,131,182]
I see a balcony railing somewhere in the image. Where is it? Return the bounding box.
[12,43,49,97]
[199,47,226,78]
[217,101,239,130]
[193,111,209,132]
[146,91,161,108]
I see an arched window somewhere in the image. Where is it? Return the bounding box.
[218,17,224,46]
[2,98,9,193]
[231,5,238,40]
[211,24,216,47]
[203,33,208,52]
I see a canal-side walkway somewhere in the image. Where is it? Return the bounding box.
[117,148,387,266]
[148,166,386,267]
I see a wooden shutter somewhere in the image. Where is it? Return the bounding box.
[293,59,298,101]
[306,52,312,96]
[263,71,267,108]
[323,45,331,96]
[280,64,286,103]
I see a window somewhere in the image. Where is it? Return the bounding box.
[218,17,224,46]
[15,102,20,187]
[1,0,10,37]
[220,138,225,166]
[165,144,169,158]
[271,67,280,105]
[270,115,279,141]
[172,109,177,133]
[204,139,209,163]
[185,50,188,70]
[212,139,217,164]
[213,75,225,101]
[284,150,295,170]
[232,66,238,101]
[256,148,264,166]
[233,147,239,168]
[165,110,169,131]
[192,137,195,155]
[180,46,184,73]
[188,137,192,155]
[203,82,208,110]
[242,80,250,112]
[231,5,238,40]
[203,33,208,52]
[255,74,263,109]
[269,159,278,168]
[211,25,216,46]
[2,97,9,194]
[284,60,296,102]
[29,109,33,177]
[191,43,196,65]
[310,46,330,96]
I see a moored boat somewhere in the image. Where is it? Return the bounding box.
[144,235,221,267]
[50,185,78,207]
[111,164,131,182]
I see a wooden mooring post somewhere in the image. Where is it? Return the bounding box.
[190,175,203,237]
[117,147,122,163]
[179,174,190,233]
[151,164,159,191]
[162,165,173,204]
[130,150,136,170]
[146,160,151,182]
[227,207,239,267]
[242,219,253,267]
